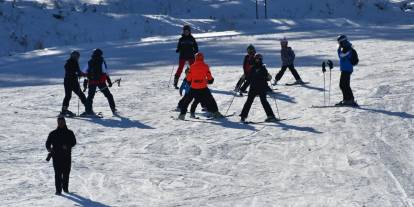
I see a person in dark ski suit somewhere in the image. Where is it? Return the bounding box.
[178,52,223,120]
[336,35,358,106]
[273,37,304,85]
[240,54,277,122]
[174,25,199,89]
[45,116,76,195]
[82,49,117,115]
[60,51,87,116]
[235,44,256,96]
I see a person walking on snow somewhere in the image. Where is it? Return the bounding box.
[82,49,117,115]
[45,116,76,195]
[235,44,256,96]
[60,51,87,116]
[240,53,277,122]
[273,37,304,85]
[174,25,199,89]
[178,52,223,120]
[336,35,358,107]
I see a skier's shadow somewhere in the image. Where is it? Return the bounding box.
[210,89,237,96]
[62,192,110,207]
[78,114,154,129]
[357,107,414,119]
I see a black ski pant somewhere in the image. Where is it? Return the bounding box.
[339,71,354,101]
[53,156,71,193]
[180,88,218,115]
[86,83,116,113]
[240,91,275,118]
[275,65,301,81]
[62,78,87,109]
[178,94,203,113]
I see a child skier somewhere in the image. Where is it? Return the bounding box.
[336,35,358,107]
[177,67,204,118]
[82,49,117,115]
[273,37,304,85]
[240,54,277,122]
[60,51,87,116]
[235,44,256,96]
[178,52,223,120]
[174,25,199,89]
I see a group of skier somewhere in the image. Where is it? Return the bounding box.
[46,24,359,195]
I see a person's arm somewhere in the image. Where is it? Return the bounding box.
[242,56,249,74]
[45,132,53,152]
[206,66,214,84]
[193,37,199,54]
[264,66,272,81]
[176,38,181,53]
[70,131,76,148]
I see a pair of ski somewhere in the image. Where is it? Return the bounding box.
[171,112,236,121]
[58,112,104,119]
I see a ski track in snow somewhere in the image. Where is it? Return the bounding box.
[0,25,414,206]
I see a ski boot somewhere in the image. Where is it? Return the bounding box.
[190,112,196,118]
[178,114,185,120]
[294,79,305,84]
[240,116,246,123]
[111,108,118,115]
[265,116,278,122]
[60,107,76,117]
[211,111,224,119]
[272,79,278,86]
[173,75,180,89]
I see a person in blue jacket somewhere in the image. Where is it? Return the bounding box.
[336,35,358,107]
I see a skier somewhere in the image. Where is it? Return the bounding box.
[240,53,277,122]
[336,35,358,106]
[82,49,117,115]
[273,37,304,85]
[235,44,256,96]
[60,51,87,116]
[178,52,223,120]
[174,24,199,89]
[177,67,205,118]
[45,116,76,195]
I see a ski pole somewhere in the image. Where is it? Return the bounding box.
[168,66,175,88]
[322,61,326,106]
[77,76,80,116]
[97,78,121,93]
[224,92,237,116]
[326,60,333,106]
[272,93,281,120]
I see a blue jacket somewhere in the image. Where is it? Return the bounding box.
[179,79,191,96]
[337,46,353,73]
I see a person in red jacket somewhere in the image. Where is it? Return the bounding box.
[178,52,223,120]
[235,44,256,96]
[174,25,199,89]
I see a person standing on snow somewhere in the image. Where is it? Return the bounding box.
[178,52,223,120]
[240,53,277,122]
[336,35,358,107]
[82,49,117,115]
[45,116,76,195]
[235,44,256,96]
[176,67,205,118]
[273,37,304,85]
[60,51,87,117]
[174,25,199,89]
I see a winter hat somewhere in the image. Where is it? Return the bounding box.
[337,35,348,43]
[57,116,66,121]
[183,25,191,32]
[70,50,80,59]
[280,37,288,45]
[92,48,103,57]
[195,52,204,61]
[247,44,256,53]
[254,53,263,61]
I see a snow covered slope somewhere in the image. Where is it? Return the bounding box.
[0,0,413,56]
[0,17,413,206]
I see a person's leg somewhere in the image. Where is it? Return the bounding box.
[240,92,256,118]
[72,80,87,106]
[234,75,245,91]
[339,72,347,102]
[174,59,186,87]
[239,79,251,92]
[342,72,354,102]
[98,84,116,112]
[86,84,97,113]
[62,158,71,193]
[180,89,196,116]
[62,79,73,111]
[259,92,275,117]
[275,66,288,84]
[190,97,199,114]
[203,89,219,113]
[53,159,63,194]
[287,65,302,81]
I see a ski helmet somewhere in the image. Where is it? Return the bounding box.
[195,52,204,61]
[254,53,263,61]
[337,35,348,43]
[280,37,288,45]
[183,25,191,32]
[70,50,80,59]
[92,48,103,57]
[247,44,256,54]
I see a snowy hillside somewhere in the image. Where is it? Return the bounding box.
[0,0,413,56]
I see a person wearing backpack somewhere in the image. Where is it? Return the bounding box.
[336,35,358,107]
[82,49,117,115]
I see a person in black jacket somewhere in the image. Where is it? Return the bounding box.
[45,116,76,195]
[240,54,277,122]
[174,25,198,89]
[82,49,117,115]
[60,51,87,116]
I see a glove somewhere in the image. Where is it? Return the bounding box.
[327,60,333,70]
[208,78,214,84]
[322,62,326,73]
[83,79,88,92]
[176,49,179,53]
[107,76,113,87]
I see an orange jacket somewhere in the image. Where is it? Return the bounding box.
[186,53,213,89]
